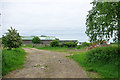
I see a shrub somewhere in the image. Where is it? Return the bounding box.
[86,46,119,65]
[50,40,59,47]
[76,45,81,49]
[82,42,92,47]
[61,41,78,48]
[70,46,119,78]
[2,27,22,50]
[110,42,118,44]
[32,37,41,44]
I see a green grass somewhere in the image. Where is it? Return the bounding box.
[2,48,26,75]
[24,44,76,52]
[24,44,119,78]
[36,46,76,52]
[69,46,119,78]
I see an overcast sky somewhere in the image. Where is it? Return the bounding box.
[0,0,93,42]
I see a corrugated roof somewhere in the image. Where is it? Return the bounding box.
[22,36,56,40]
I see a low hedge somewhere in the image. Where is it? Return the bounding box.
[50,40,59,47]
[60,42,78,48]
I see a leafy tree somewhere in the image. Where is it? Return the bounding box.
[50,40,59,47]
[2,27,22,50]
[32,37,41,44]
[85,1,120,43]
[55,38,59,40]
[40,35,47,37]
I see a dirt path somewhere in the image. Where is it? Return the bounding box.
[3,48,88,78]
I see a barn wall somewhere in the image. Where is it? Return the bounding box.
[22,40,77,45]
[22,40,52,45]
[41,40,52,45]
[22,40,32,44]
[59,40,77,44]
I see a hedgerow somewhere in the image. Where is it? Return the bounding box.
[60,42,78,48]
[86,46,119,65]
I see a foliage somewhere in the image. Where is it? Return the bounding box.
[50,40,59,47]
[40,35,47,37]
[110,42,118,44]
[2,27,22,50]
[82,42,92,46]
[2,48,26,75]
[55,38,59,40]
[76,42,92,49]
[60,41,78,48]
[70,46,119,78]
[76,45,81,49]
[86,1,120,42]
[32,37,41,44]
[86,46,119,65]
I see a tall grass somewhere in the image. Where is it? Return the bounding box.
[70,46,119,78]
[2,48,26,75]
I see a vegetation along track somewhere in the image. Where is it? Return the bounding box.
[3,48,88,78]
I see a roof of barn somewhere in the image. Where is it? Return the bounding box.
[22,36,56,40]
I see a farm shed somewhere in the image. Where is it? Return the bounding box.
[22,36,78,45]
[22,36,56,45]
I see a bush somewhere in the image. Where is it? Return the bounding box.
[76,45,81,49]
[32,37,41,44]
[82,42,92,47]
[86,46,119,65]
[70,46,119,78]
[2,27,22,50]
[61,41,78,48]
[110,42,118,44]
[50,40,59,47]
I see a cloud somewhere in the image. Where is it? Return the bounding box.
[1,0,92,42]
[1,0,92,3]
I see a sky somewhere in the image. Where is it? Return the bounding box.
[0,0,93,42]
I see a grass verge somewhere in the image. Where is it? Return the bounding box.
[69,46,119,78]
[2,48,26,75]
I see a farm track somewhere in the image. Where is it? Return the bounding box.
[3,48,88,78]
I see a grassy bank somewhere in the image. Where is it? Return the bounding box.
[69,46,119,78]
[2,48,26,75]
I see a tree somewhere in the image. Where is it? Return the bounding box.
[40,35,47,37]
[2,27,22,50]
[85,1,120,43]
[50,40,59,47]
[32,37,41,44]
